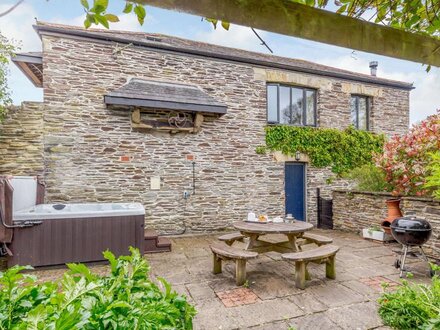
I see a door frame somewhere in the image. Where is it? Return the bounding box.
[284,162,307,222]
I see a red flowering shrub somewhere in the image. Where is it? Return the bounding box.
[375,111,440,196]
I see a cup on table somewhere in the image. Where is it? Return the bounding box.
[247,212,256,221]
[285,214,294,222]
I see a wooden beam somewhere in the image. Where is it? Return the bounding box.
[140,0,440,67]
[14,62,43,88]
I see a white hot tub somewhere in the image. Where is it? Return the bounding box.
[3,177,146,267]
[13,203,145,221]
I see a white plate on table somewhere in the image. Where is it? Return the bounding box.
[244,219,272,224]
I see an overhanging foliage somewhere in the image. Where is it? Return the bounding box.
[140,0,440,67]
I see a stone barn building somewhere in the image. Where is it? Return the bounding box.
[2,22,412,236]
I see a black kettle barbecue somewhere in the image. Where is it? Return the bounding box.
[390,215,433,278]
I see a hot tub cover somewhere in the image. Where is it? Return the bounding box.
[13,203,146,221]
[104,79,227,115]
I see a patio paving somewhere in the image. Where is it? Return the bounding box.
[32,229,433,330]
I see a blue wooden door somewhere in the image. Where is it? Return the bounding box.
[285,163,306,221]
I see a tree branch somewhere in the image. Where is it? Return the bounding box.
[0,0,24,18]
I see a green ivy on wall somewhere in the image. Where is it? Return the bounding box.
[257,126,385,175]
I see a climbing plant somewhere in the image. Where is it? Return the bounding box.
[258,126,385,175]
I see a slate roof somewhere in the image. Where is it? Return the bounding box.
[104,79,227,114]
[34,22,413,90]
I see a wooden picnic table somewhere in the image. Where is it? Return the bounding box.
[232,221,314,253]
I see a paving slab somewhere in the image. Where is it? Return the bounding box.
[346,264,398,278]
[248,271,301,299]
[309,283,365,307]
[187,282,218,301]
[288,292,328,314]
[228,298,304,328]
[246,320,290,329]
[288,312,342,330]
[193,306,237,330]
[345,284,381,302]
[324,301,383,329]
[29,229,433,329]
[352,246,396,259]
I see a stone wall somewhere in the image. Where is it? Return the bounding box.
[2,32,410,233]
[0,102,45,176]
[333,190,440,259]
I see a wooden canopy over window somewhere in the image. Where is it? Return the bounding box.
[12,52,43,88]
[104,79,227,115]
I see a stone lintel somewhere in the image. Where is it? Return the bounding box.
[272,151,310,163]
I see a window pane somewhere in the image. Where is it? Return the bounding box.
[291,88,303,125]
[279,86,291,124]
[305,90,315,126]
[267,85,278,123]
[350,97,357,127]
[358,97,368,130]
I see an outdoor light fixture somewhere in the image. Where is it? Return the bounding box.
[295,151,301,161]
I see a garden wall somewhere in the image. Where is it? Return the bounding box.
[333,190,440,259]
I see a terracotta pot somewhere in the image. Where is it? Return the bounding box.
[381,199,402,234]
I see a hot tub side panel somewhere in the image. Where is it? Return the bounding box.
[8,215,145,267]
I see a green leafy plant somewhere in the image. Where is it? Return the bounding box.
[367,224,382,234]
[204,18,230,30]
[378,264,440,330]
[263,125,385,175]
[255,146,267,155]
[344,163,392,192]
[0,248,196,329]
[80,0,147,29]
[375,111,440,197]
[0,32,16,122]
[424,152,440,200]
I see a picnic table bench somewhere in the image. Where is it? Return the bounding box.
[212,222,338,288]
[218,232,245,246]
[282,244,339,289]
[298,233,333,249]
[210,242,258,285]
